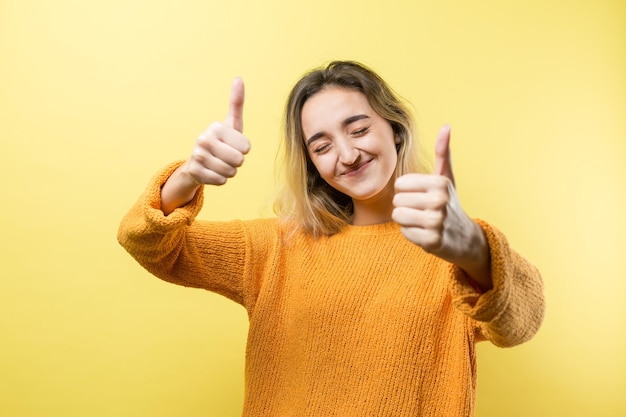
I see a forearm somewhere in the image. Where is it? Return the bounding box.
[160,160,202,215]
[451,220,545,347]
[456,220,493,292]
[117,161,205,279]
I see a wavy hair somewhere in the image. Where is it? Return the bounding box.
[274,61,427,236]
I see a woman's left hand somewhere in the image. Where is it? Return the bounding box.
[392,125,493,290]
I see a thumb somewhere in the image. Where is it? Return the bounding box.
[434,124,455,186]
[224,77,245,133]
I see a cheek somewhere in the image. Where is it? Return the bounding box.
[381,142,399,174]
[310,157,336,181]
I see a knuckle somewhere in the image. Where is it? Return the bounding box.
[187,166,207,184]
[208,121,223,133]
[187,159,204,176]
[194,137,205,151]
[199,124,223,143]
[190,148,205,163]
[196,133,215,151]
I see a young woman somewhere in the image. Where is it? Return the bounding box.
[118,61,544,416]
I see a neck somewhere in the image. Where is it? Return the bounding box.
[351,184,395,226]
[352,206,393,226]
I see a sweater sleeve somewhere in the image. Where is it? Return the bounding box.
[116,161,249,305]
[450,219,545,347]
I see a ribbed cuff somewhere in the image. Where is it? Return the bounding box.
[450,219,511,322]
[141,160,205,233]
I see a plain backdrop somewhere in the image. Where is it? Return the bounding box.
[1,0,625,415]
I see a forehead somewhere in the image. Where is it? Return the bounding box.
[301,87,373,131]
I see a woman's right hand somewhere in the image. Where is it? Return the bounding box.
[161,78,250,215]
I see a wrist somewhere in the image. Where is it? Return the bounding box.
[458,221,493,291]
[160,162,202,215]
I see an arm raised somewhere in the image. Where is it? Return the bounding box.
[161,77,250,215]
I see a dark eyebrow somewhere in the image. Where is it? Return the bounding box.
[305,114,371,147]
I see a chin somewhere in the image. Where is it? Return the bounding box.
[348,188,389,202]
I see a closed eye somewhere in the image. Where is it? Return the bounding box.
[313,143,331,154]
[351,127,370,136]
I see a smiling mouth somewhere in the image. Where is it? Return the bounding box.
[340,159,372,176]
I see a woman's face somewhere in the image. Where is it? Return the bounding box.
[301,87,398,204]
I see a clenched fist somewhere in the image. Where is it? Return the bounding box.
[161,77,250,214]
[392,125,492,290]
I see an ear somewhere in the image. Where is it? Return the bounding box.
[394,133,402,154]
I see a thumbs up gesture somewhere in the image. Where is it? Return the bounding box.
[392,126,492,289]
[186,77,250,186]
[160,78,251,214]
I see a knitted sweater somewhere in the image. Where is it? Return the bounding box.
[118,162,545,417]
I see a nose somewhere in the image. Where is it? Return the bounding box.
[337,138,359,165]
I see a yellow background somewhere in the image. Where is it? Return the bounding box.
[1,0,625,415]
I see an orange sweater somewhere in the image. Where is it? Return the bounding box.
[118,162,545,416]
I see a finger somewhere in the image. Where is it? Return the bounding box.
[187,156,231,186]
[399,226,443,253]
[201,122,250,155]
[392,206,445,229]
[434,124,455,186]
[191,150,239,178]
[395,173,449,193]
[224,77,245,133]
[393,190,448,210]
[194,138,245,171]
[188,165,229,186]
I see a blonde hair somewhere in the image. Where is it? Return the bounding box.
[274,61,427,237]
